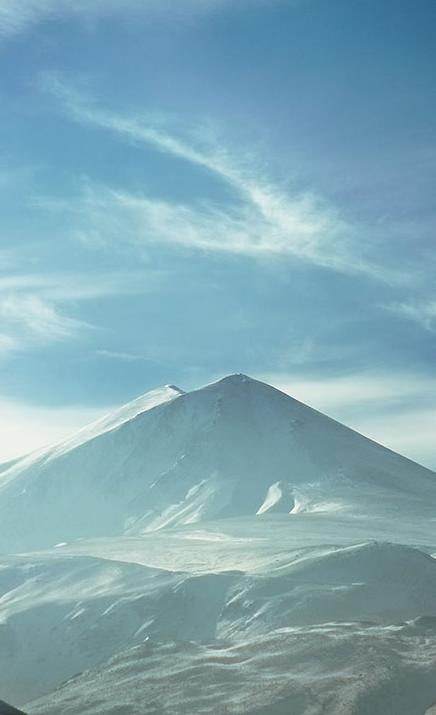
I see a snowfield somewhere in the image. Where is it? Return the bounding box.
[26,626,436,715]
[1,374,436,714]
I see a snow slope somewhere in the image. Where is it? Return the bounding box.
[1,374,436,713]
[26,624,436,715]
[4,537,436,707]
[1,374,435,553]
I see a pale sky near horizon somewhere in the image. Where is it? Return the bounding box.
[0,0,435,467]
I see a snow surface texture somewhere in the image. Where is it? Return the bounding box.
[1,374,436,713]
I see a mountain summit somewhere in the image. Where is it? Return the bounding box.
[0,374,435,552]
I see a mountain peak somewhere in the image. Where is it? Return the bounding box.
[1,371,435,553]
[203,373,291,401]
[223,373,251,381]
[209,373,260,389]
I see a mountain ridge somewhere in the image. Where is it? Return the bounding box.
[0,373,435,553]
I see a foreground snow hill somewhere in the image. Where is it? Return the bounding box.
[0,374,435,553]
[1,374,436,713]
[3,540,436,707]
[26,625,436,715]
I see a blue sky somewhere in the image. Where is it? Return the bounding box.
[0,0,436,466]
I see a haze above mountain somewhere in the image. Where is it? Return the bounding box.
[1,375,436,714]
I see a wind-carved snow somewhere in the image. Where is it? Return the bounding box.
[256,481,295,514]
[1,374,436,714]
[47,384,184,460]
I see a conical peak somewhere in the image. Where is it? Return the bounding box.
[220,372,250,382]
[205,373,291,400]
[210,373,259,388]
[199,373,273,400]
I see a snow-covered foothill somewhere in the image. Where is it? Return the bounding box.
[26,624,436,715]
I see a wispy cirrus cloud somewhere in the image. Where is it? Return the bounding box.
[95,349,156,363]
[0,270,165,301]
[386,299,436,331]
[61,184,350,269]
[0,268,164,357]
[0,333,19,358]
[38,75,396,281]
[0,294,87,341]
[0,0,268,38]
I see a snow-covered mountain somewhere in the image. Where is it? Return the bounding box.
[0,374,435,553]
[2,374,436,714]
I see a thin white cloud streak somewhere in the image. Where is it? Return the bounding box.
[0,397,109,462]
[0,291,89,356]
[95,349,156,363]
[41,76,393,279]
[0,269,163,357]
[386,300,436,331]
[67,187,347,266]
[0,0,268,38]
[0,294,88,340]
[262,371,436,469]
[0,0,62,36]
[0,270,165,301]
[0,333,19,357]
